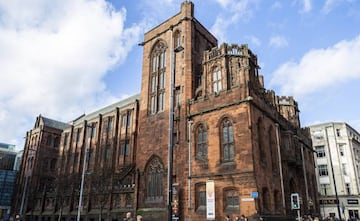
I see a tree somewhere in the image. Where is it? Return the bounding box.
[90,167,113,221]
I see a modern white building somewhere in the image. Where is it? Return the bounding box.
[309,122,360,220]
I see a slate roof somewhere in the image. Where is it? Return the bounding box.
[72,94,140,126]
[41,116,70,130]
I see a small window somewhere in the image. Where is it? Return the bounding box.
[54,137,60,148]
[342,163,347,175]
[318,165,329,176]
[107,117,113,133]
[339,144,345,156]
[122,113,131,128]
[336,129,341,137]
[46,135,52,146]
[174,31,181,48]
[76,128,82,143]
[320,184,331,196]
[345,183,351,195]
[212,67,222,93]
[224,189,239,211]
[175,86,181,107]
[90,123,97,138]
[316,146,326,158]
[74,153,79,167]
[195,183,206,211]
[64,133,69,147]
[120,140,130,156]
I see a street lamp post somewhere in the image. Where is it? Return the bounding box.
[77,125,92,221]
[19,148,36,218]
[19,173,29,216]
[167,44,184,221]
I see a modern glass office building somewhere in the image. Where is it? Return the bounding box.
[0,142,20,221]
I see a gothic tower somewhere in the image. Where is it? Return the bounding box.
[136,1,217,219]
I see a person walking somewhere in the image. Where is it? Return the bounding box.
[240,214,248,221]
[124,212,134,221]
[225,214,232,221]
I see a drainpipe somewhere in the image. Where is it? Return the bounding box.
[300,143,309,210]
[275,123,286,213]
[187,119,193,209]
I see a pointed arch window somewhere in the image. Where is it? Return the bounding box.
[262,187,271,213]
[212,67,222,93]
[196,124,207,160]
[150,42,167,114]
[146,157,165,201]
[257,119,266,163]
[268,127,276,171]
[221,119,234,162]
[174,30,181,48]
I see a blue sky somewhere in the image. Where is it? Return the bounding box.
[0,0,360,150]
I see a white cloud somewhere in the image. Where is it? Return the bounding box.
[301,0,313,13]
[211,0,259,43]
[322,0,355,13]
[246,35,261,47]
[0,0,143,149]
[270,1,282,10]
[213,0,232,8]
[268,35,289,48]
[270,35,360,98]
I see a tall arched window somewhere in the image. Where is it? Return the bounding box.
[212,67,222,93]
[46,135,52,146]
[268,126,277,171]
[146,156,165,201]
[221,118,234,162]
[196,124,207,160]
[173,30,181,48]
[54,136,60,148]
[257,118,266,163]
[274,190,281,213]
[150,41,167,114]
[262,187,271,213]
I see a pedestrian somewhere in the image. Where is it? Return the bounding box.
[225,214,232,221]
[136,215,142,221]
[124,212,134,221]
[241,214,248,221]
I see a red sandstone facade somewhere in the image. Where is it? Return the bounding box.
[13,2,319,221]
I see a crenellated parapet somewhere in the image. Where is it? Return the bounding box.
[203,43,257,64]
[195,43,261,100]
[276,96,300,127]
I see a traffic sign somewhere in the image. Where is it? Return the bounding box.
[251,192,258,198]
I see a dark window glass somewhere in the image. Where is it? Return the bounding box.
[222,119,234,162]
[196,124,207,160]
[146,157,164,201]
[225,190,239,210]
[46,135,52,146]
[149,42,166,114]
[199,191,206,206]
